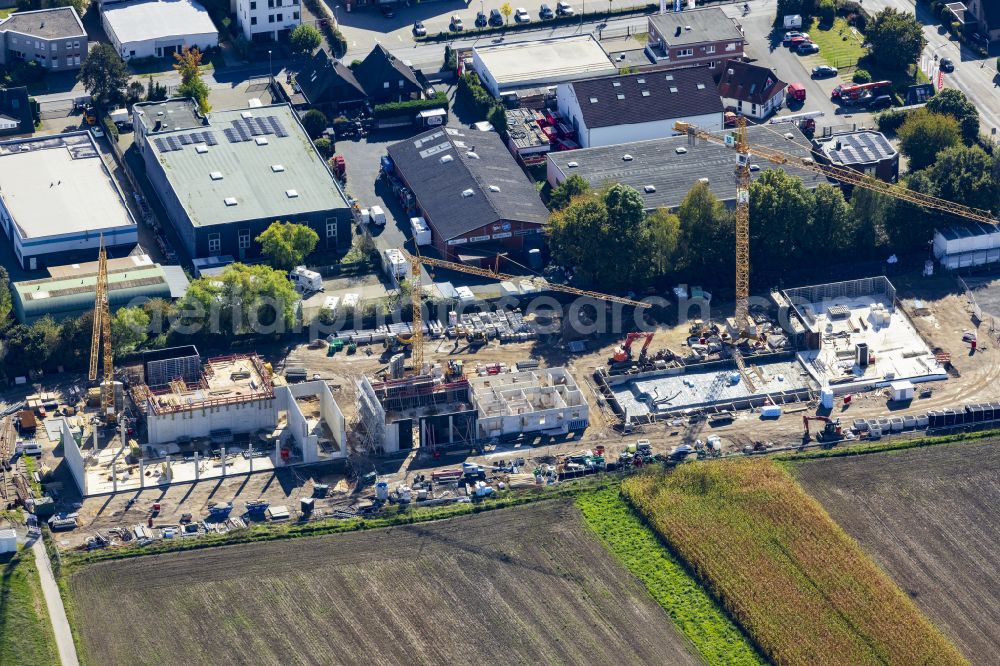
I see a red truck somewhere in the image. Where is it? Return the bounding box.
[831,80,892,103]
[787,83,806,103]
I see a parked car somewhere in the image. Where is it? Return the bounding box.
[450,14,464,30]
[380,4,395,17]
[556,0,574,15]
[91,125,104,138]
[489,7,505,24]
[783,30,807,43]
[539,3,554,18]
[514,7,531,22]
[475,10,488,26]
[788,35,808,47]
[811,65,838,78]
[867,94,893,111]
[412,20,426,36]
[939,57,955,72]
[797,41,820,54]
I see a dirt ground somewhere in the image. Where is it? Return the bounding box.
[67,501,701,666]
[793,439,1000,665]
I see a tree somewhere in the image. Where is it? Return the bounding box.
[256,221,320,270]
[548,184,657,291]
[314,137,333,157]
[125,80,145,105]
[175,263,299,337]
[2,323,47,377]
[173,47,210,113]
[290,24,323,54]
[749,169,815,269]
[647,208,680,276]
[146,75,167,102]
[817,0,835,24]
[867,8,925,71]
[0,266,11,325]
[78,43,129,110]
[925,88,980,144]
[110,306,150,355]
[849,182,893,250]
[775,0,803,26]
[301,109,328,139]
[897,109,960,171]
[549,174,590,210]
[884,170,940,252]
[675,181,734,279]
[487,104,508,140]
[928,145,1000,213]
[809,184,855,256]
[500,2,512,24]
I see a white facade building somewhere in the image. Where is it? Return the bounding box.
[472,35,617,98]
[555,67,723,148]
[102,0,218,60]
[470,367,589,439]
[235,0,301,42]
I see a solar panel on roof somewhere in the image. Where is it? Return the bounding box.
[248,119,263,136]
[269,116,288,137]
[224,128,239,143]
[235,123,250,141]
[179,134,192,145]
[154,137,169,152]
[203,132,218,146]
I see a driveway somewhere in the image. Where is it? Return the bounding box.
[31,539,79,666]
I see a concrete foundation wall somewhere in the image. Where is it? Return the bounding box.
[60,417,86,495]
[147,398,277,444]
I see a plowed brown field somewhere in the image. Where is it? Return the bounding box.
[794,440,1000,665]
[67,501,701,666]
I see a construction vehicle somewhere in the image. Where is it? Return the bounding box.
[398,248,650,370]
[830,80,891,103]
[802,415,843,443]
[768,110,824,133]
[674,118,997,392]
[88,238,116,424]
[611,332,654,363]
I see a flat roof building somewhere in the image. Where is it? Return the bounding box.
[0,132,137,270]
[134,99,352,260]
[546,124,823,211]
[0,7,87,71]
[102,0,218,61]
[11,253,189,323]
[472,35,618,98]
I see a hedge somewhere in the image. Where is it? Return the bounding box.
[875,107,914,134]
[416,4,658,42]
[372,91,449,119]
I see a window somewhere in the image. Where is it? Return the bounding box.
[383,81,389,89]
[276,12,283,20]
[268,0,273,6]
[74,41,80,49]
[129,51,135,58]
[751,104,758,115]
[51,43,57,51]
[268,14,274,22]
[293,10,299,18]
[676,48,693,57]
[708,60,716,69]
[326,219,337,239]
[52,58,58,67]
[10,37,16,45]
[250,0,256,7]
[238,229,251,249]
[74,55,80,66]
[398,79,404,87]
[705,44,715,53]
[35,41,41,49]
[65,40,72,48]
[276,0,282,5]
[208,234,222,255]
[251,16,257,24]
[726,42,737,51]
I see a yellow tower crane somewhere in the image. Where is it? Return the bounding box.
[88,238,116,424]
[673,118,997,389]
[399,247,651,370]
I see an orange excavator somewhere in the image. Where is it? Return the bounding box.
[611,332,654,364]
[802,415,843,443]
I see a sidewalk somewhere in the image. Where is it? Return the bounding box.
[31,539,79,666]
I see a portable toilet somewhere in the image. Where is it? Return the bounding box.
[820,388,834,409]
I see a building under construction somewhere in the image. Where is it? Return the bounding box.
[469,367,588,440]
[356,371,477,454]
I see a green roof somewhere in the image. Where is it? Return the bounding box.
[147,103,349,228]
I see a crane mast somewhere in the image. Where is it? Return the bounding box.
[88,239,116,423]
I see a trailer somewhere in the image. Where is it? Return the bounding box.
[769,110,824,132]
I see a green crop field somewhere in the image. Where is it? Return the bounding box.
[577,487,763,665]
[0,549,58,666]
[624,460,967,666]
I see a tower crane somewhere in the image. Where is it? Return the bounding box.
[397,247,651,370]
[88,238,116,424]
[672,118,997,389]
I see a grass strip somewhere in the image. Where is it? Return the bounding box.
[775,427,1000,462]
[0,548,59,666]
[576,487,764,665]
[623,460,967,665]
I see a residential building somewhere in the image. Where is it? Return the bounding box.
[555,66,723,148]
[12,253,189,323]
[386,127,550,264]
[235,0,301,42]
[472,35,618,98]
[717,59,787,120]
[295,49,366,111]
[0,7,87,71]
[0,132,137,270]
[102,0,218,60]
[815,130,899,183]
[546,124,823,211]
[645,8,744,69]
[947,0,1000,43]
[0,87,33,136]
[134,99,352,260]
[353,44,423,104]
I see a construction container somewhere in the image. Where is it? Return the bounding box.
[410,217,432,245]
[820,388,834,409]
[760,405,782,419]
[300,497,315,514]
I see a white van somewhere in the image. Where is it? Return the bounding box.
[289,266,323,293]
[370,205,387,226]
